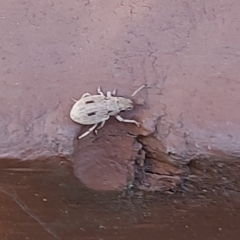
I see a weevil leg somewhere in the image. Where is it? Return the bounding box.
[78,123,98,139]
[72,93,90,103]
[80,93,91,99]
[115,115,140,127]
[131,84,147,97]
[112,89,117,96]
[107,89,116,97]
[97,86,105,96]
[107,91,112,98]
[94,120,106,135]
[98,120,106,129]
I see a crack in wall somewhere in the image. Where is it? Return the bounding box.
[132,133,240,194]
[132,135,186,192]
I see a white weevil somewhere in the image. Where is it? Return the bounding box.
[70,84,147,139]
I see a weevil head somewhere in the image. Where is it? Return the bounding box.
[117,97,134,111]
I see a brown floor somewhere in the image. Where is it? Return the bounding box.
[0,158,239,240]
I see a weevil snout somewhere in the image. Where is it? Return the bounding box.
[117,97,134,111]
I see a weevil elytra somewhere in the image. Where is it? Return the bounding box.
[70,84,147,139]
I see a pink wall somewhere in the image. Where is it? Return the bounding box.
[0,0,239,191]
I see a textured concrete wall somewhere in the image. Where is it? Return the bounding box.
[1,0,240,191]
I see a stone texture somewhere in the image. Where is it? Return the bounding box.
[0,0,240,191]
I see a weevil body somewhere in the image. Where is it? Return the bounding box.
[70,85,146,139]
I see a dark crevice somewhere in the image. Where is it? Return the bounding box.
[133,135,240,195]
[132,135,180,192]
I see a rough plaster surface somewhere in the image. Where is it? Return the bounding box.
[0,0,240,191]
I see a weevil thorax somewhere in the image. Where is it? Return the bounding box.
[117,97,134,111]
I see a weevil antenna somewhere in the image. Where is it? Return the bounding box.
[131,84,147,97]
